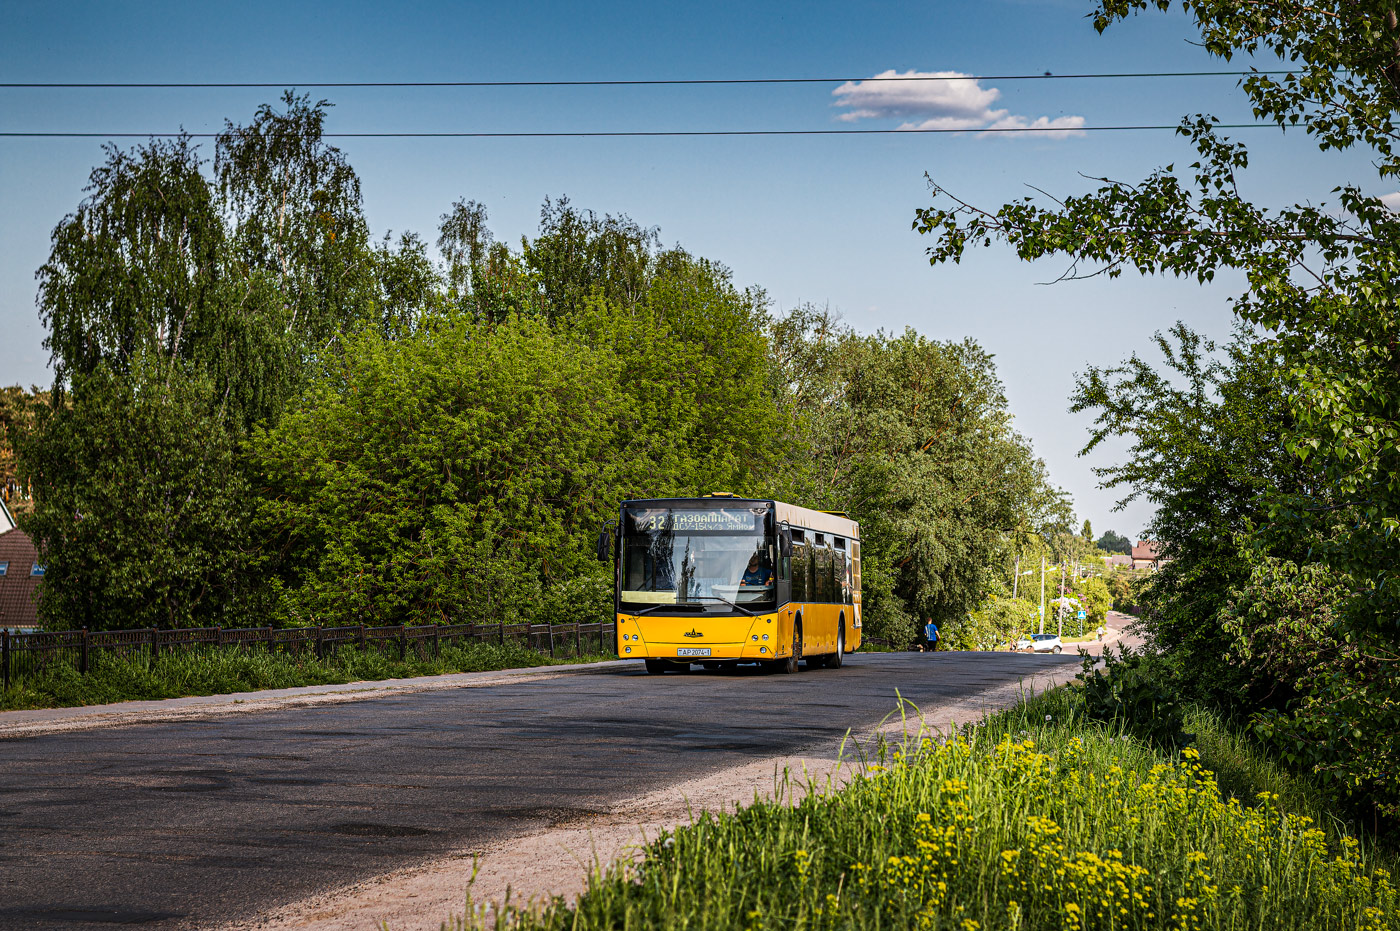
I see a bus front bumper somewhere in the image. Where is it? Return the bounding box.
[616,612,785,661]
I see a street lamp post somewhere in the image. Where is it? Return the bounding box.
[1039,555,1046,634]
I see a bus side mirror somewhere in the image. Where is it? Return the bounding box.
[596,527,612,562]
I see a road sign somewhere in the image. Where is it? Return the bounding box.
[1077,610,1086,620]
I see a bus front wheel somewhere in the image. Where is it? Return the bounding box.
[645,659,668,675]
[776,624,802,674]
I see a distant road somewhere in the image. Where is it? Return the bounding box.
[0,650,1078,930]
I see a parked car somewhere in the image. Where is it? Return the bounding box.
[1013,633,1064,654]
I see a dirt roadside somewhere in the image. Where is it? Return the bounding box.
[236,665,1082,931]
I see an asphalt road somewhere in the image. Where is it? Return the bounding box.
[0,650,1079,930]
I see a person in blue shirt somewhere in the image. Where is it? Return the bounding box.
[740,553,773,587]
[923,620,940,650]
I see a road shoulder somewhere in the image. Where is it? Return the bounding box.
[0,659,630,739]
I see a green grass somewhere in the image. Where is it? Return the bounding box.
[0,640,617,711]
[454,688,1398,931]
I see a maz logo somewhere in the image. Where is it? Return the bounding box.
[683,629,704,638]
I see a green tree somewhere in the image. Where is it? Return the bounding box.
[1096,530,1132,555]
[1071,575,1112,629]
[251,313,627,627]
[37,138,226,386]
[523,197,660,319]
[0,386,47,516]
[215,91,376,369]
[913,1,1400,816]
[961,596,1039,651]
[25,94,384,631]
[26,135,263,630]
[772,308,1069,643]
[20,358,252,629]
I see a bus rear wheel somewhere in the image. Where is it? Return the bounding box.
[826,626,845,669]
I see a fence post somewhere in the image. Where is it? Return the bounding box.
[315,626,324,660]
[547,623,555,659]
[2,629,9,691]
[399,625,408,662]
[432,628,440,658]
[150,628,159,662]
[358,624,366,650]
[266,626,275,654]
[467,621,476,642]
[80,627,89,675]
[575,621,581,658]
[214,626,223,648]
[498,619,505,645]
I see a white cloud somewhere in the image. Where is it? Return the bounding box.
[832,69,1085,138]
[980,114,1087,138]
[832,70,1002,122]
[1380,192,1400,211]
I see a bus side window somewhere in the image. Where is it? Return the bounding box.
[834,538,849,604]
[852,540,861,600]
[791,540,807,600]
[827,545,837,603]
[844,550,853,604]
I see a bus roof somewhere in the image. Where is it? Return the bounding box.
[775,500,860,540]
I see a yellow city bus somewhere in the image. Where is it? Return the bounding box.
[597,494,862,674]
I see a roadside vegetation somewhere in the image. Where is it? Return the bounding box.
[915,2,1400,830]
[0,640,616,712]
[459,686,1397,931]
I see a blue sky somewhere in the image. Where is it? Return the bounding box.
[1,0,1388,539]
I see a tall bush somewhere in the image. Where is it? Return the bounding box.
[253,313,624,627]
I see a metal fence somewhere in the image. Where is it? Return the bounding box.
[0,620,616,692]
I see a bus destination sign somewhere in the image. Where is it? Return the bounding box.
[628,508,760,533]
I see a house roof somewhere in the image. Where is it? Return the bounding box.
[1131,540,1161,561]
[0,528,41,630]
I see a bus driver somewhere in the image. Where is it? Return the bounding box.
[740,553,773,588]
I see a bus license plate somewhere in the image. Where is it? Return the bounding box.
[677,647,711,657]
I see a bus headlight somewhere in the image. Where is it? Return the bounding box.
[751,635,759,641]
[760,646,768,653]
[762,634,769,640]
[625,646,632,653]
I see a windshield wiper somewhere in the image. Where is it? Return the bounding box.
[684,595,757,616]
[627,601,704,616]
[624,596,757,617]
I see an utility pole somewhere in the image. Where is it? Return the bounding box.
[1039,556,1046,634]
[1013,551,1021,599]
[1058,562,1066,637]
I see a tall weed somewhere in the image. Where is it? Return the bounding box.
[470,694,1396,931]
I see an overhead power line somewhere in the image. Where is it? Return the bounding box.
[0,124,1273,139]
[0,71,1304,89]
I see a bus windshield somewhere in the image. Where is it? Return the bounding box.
[621,505,774,610]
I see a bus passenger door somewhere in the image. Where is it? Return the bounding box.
[776,526,792,609]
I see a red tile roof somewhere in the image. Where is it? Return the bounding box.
[1131,540,1161,561]
[0,529,41,629]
